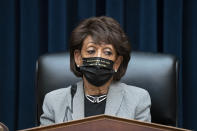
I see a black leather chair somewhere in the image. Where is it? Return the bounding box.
[0,122,9,131]
[36,51,179,126]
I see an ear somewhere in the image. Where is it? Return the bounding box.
[74,50,83,67]
[113,56,123,72]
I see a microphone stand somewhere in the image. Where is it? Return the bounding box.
[63,84,77,122]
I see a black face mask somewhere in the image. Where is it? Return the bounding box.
[79,57,115,87]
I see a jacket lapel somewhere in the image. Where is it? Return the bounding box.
[68,81,124,120]
[71,81,85,120]
[105,82,124,116]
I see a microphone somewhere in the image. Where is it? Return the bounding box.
[70,84,77,113]
[63,84,77,122]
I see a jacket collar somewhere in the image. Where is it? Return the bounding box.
[104,82,124,116]
[69,81,124,120]
[71,81,85,120]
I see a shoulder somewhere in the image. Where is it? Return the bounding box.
[115,82,149,96]
[43,86,71,105]
[46,86,71,98]
[115,82,151,104]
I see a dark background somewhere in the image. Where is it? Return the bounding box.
[0,0,197,131]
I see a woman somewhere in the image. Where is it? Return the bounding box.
[40,16,151,125]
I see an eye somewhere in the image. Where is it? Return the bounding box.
[103,48,113,56]
[87,49,95,54]
[104,50,112,56]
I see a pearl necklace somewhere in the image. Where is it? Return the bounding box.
[85,94,107,103]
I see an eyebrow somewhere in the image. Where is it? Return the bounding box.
[87,42,96,44]
[103,47,112,50]
[86,42,114,50]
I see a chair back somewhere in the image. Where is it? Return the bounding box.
[36,51,179,126]
[0,122,9,131]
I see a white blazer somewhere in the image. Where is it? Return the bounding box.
[40,81,151,125]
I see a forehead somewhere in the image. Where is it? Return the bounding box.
[82,36,115,49]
